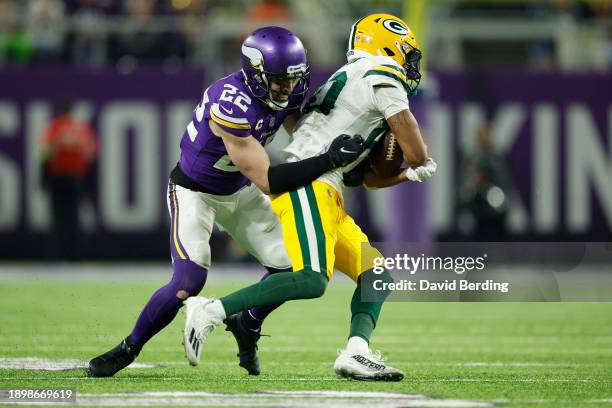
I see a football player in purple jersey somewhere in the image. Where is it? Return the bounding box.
[88,27,364,377]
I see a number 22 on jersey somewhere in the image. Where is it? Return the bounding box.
[185,84,253,173]
[187,84,253,142]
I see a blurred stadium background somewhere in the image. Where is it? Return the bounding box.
[0,0,611,262]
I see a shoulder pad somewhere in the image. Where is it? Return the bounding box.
[362,62,409,94]
[209,100,252,137]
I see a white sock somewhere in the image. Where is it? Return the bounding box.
[347,336,369,355]
[208,299,227,321]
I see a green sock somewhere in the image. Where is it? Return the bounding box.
[350,313,375,342]
[221,268,327,316]
[348,269,393,341]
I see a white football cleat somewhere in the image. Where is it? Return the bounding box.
[333,349,405,381]
[183,297,223,366]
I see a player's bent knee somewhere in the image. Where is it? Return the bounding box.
[300,269,328,298]
[309,274,327,298]
[172,259,208,298]
[260,243,291,270]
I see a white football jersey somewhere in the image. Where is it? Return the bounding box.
[282,50,411,195]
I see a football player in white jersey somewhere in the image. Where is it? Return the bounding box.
[184,13,437,381]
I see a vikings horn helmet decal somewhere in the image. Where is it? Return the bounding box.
[241,26,310,110]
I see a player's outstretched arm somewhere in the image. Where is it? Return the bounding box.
[268,134,365,194]
[211,121,364,195]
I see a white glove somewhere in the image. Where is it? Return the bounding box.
[404,157,437,182]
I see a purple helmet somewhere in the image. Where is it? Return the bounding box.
[241,26,310,110]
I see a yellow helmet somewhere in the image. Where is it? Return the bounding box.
[348,13,422,94]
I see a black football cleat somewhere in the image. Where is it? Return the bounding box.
[224,313,261,376]
[88,336,141,377]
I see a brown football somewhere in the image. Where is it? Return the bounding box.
[369,131,404,177]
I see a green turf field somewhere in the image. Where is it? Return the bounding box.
[1,271,611,407]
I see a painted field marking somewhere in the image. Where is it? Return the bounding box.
[73,390,493,407]
[0,358,159,371]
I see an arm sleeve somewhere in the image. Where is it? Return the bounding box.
[209,101,252,138]
[267,155,334,195]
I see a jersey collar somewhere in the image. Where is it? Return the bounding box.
[346,49,372,62]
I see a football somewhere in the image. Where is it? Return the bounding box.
[369,130,404,177]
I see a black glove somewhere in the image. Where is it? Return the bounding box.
[342,160,370,187]
[325,134,364,168]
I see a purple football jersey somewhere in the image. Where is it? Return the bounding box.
[177,71,298,195]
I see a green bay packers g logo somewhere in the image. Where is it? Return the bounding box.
[382,19,409,35]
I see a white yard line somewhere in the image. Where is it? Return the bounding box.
[70,391,493,407]
[0,358,159,371]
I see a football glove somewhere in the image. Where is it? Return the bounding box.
[404,157,437,182]
[326,134,364,168]
[342,160,370,187]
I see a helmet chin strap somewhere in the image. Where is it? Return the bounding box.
[265,90,289,110]
[263,74,288,110]
[253,71,283,110]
